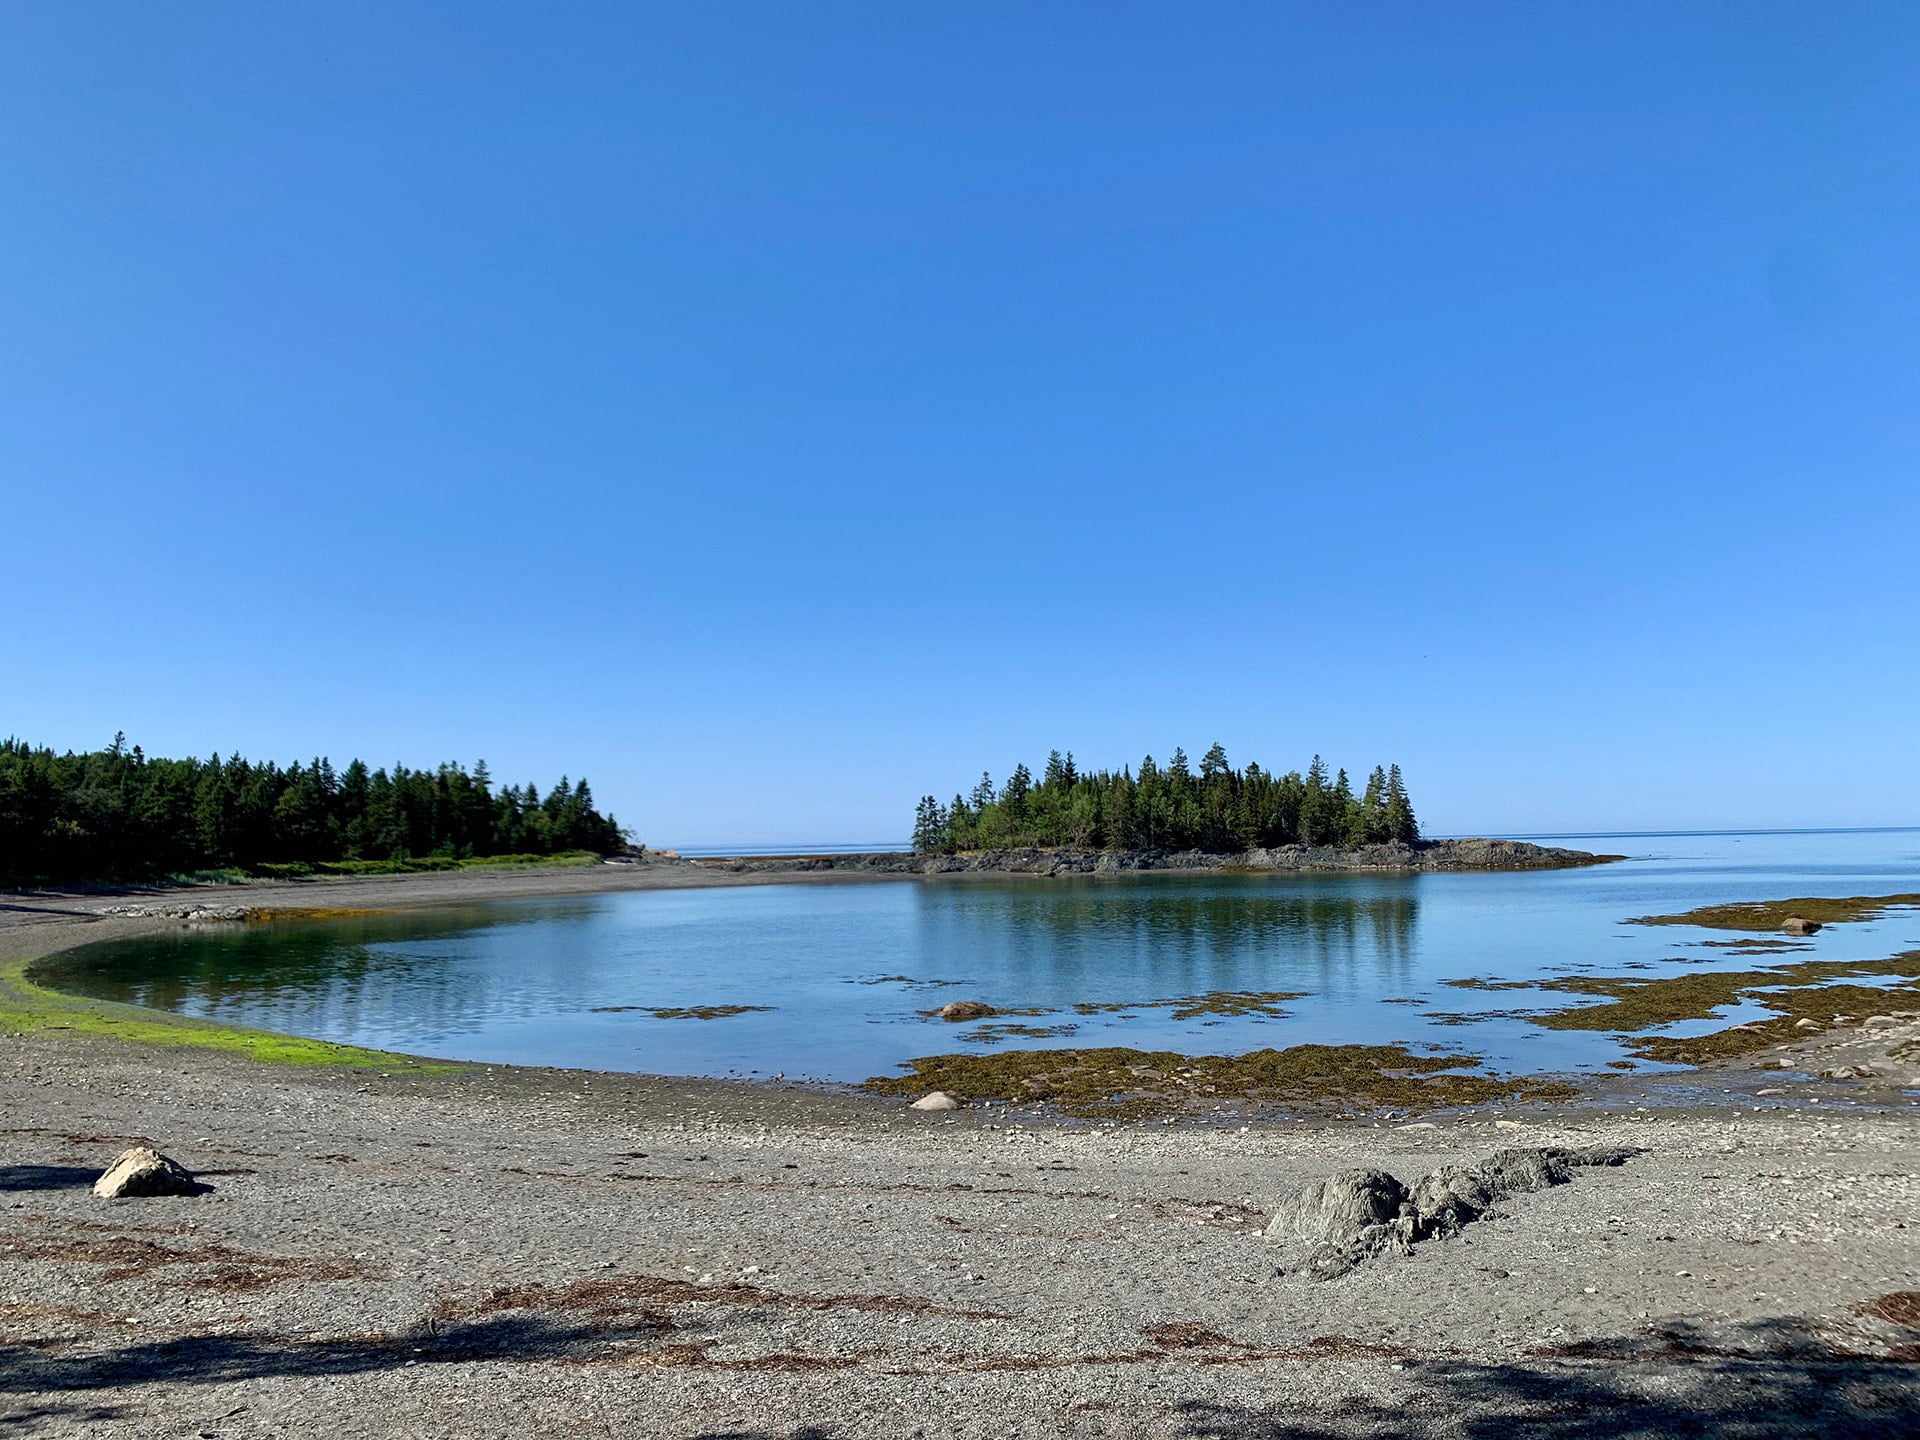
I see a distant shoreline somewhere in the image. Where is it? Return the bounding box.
[686,836,1624,878]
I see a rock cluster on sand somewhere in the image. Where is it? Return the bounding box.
[910,1091,961,1111]
[97,903,251,923]
[1265,1146,1641,1280]
[93,1146,199,1199]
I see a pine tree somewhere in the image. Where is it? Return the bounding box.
[900,746,1421,862]
[970,772,996,811]
[1301,755,1331,845]
[911,795,944,854]
[1360,765,1388,842]
[1384,764,1418,843]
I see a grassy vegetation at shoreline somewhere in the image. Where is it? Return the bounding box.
[225,849,606,882]
[0,952,455,1070]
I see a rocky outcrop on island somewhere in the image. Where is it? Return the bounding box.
[695,837,1621,878]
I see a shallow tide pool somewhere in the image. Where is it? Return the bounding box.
[39,829,1920,1085]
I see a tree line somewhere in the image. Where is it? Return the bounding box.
[0,734,630,887]
[912,745,1417,855]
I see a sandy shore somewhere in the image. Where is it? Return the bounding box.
[3,867,1919,1437]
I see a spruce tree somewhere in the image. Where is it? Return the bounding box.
[1384,764,1418,843]
[912,795,944,854]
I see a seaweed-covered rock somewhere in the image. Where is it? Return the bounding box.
[938,1001,995,1022]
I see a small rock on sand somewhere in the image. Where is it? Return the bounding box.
[910,1091,961,1111]
[93,1146,198,1199]
[938,1001,995,1022]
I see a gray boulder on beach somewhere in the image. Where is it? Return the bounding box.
[93,1146,199,1199]
[1263,1168,1408,1248]
[1263,1168,1416,1280]
[1267,1146,1641,1280]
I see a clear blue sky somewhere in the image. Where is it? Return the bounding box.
[3,4,1915,845]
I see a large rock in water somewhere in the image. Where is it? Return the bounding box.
[1781,916,1821,936]
[938,1000,995,1022]
[93,1146,198,1199]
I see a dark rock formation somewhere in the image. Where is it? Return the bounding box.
[1266,1146,1642,1280]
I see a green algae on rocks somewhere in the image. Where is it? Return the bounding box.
[865,1042,1576,1119]
[1629,893,1920,933]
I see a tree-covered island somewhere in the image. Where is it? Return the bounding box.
[912,746,1417,855]
[0,734,630,887]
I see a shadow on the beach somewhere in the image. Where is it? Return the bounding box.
[4,1312,1915,1438]
[0,1311,666,1394]
[0,1401,133,1435]
[1175,1316,1920,1438]
[0,1165,98,1193]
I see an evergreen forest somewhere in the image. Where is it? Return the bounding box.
[0,735,629,887]
[912,746,1417,855]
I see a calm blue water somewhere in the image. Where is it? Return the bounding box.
[41,830,1920,1084]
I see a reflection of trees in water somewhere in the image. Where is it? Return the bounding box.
[41,908,546,1041]
[916,881,1419,995]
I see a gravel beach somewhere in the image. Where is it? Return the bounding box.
[4,869,1918,1438]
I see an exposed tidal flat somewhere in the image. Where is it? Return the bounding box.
[10,828,1920,1117]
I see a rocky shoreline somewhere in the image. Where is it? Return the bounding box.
[690,836,1622,878]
